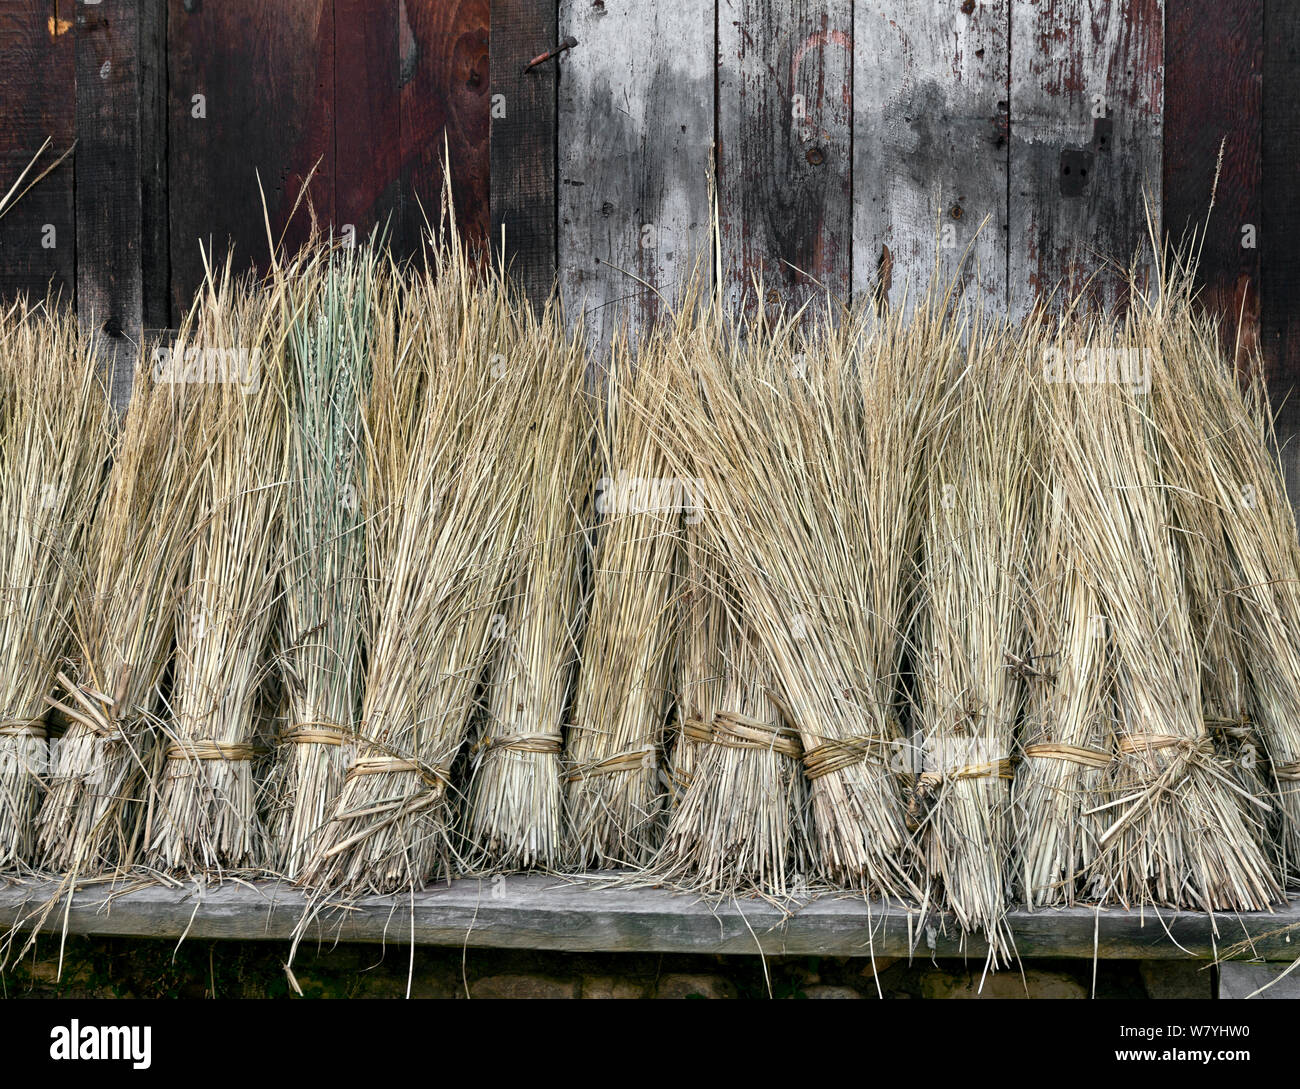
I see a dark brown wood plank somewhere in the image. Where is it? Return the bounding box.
[334,0,400,250]
[491,0,556,307]
[557,1,714,349]
[139,0,168,328]
[1009,0,1164,318]
[402,0,490,261]
[718,0,852,316]
[854,1,1009,313]
[76,0,143,407]
[1163,0,1262,362]
[3,876,1298,959]
[1263,0,1300,505]
[167,0,334,317]
[0,0,76,303]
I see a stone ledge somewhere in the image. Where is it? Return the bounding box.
[2,875,1297,960]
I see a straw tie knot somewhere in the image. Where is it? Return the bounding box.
[905,759,1013,831]
[165,738,258,762]
[566,742,658,782]
[0,718,47,740]
[802,735,888,781]
[1274,762,1300,784]
[472,731,563,757]
[1023,742,1111,769]
[283,721,352,746]
[346,754,451,791]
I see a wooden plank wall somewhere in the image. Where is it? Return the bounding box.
[0,0,75,303]
[854,1,1009,313]
[557,0,714,351]
[0,0,1292,421]
[718,0,853,316]
[1008,0,1164,318]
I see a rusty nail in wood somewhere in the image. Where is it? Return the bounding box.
[950,204,963,219]
[805,147,825,166]
[523,36,578,74]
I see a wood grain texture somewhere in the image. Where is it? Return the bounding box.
[167,0,334,317]
[1163,0,1261,361]
[854,0,1009,313]
[0,0,76,303]
[718,0,852,315]
[2,876,1298,958]
[76,0,142,407]
[557,0,714,350]
[139,0,168,328]
[1008,0,1164,318]
[491,0,557,308]
[335,0,400,248]
[401,0,489,259]
[1263,0,1300,506]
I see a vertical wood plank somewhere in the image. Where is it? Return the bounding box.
[1008,0,1164,318]
[1262,0,1300,503]
[335,0,400,249]
[718,0,852,315]
[76,0,142,406]
[139,0,169,329]
[402,0,490,260]
[167,0,334,317]
[854,1,1009,313]
[1163,0,1261,360]
[557,1,714,349]
[491,0,557,308]
[0,0,76,302]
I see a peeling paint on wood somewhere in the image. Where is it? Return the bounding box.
[1009,0,1164,318]
[718,0,852,316]
[854,0,1009,312]
[558,0,714,351]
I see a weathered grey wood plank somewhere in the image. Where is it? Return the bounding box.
[853,1,1009,313]
[718,0,852,316]
[3,876,1298,959]
[557,0,714,352]
[1008,0,1164,318]
[76,0,143,408]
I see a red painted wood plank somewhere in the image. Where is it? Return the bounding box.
[167,0,334,316]
[402,0,490,260]
[0,0,75,302]
[1163,0,1262,361]
[335,1,401,249]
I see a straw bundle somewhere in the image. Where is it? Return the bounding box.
[646,320,811,895]
[1046,322,1277,910]
[564,326,683,868]
[265,247,376,877]
[300,249,536,895]
[145,259,289,873]
[36,348,204,874]
[652,298,946,895]
[1015,487,1115,905]
[0,301,113,870]
[1141,263,1299,873]
[461,305,592,871]
[911,320,1033,954]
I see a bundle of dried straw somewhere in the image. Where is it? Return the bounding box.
[0,301,113,870]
